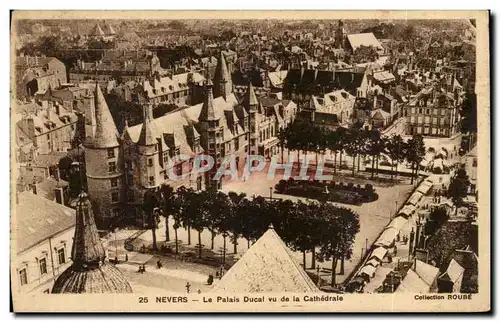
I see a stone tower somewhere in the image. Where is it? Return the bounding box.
[243,83,259,157]
[198,79,223,189]
[136,103,160,195]
[213,51,233,100]
[84,83,123,229]
[335,20,347,49]
[51,191,132,293]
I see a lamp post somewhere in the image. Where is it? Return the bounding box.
[269,187,273,200]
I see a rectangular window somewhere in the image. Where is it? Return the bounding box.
[433,109,438,115]
[19,268,28,286]
[472,158,477,167]
[163,153,168,163]
[424,127,430,134]
[126,174,133,185]
[108,162,116,173]
[39,258,47,275]
[111,192,119,202]
[424,116,430,123]
[234,138,239,151]
[107,148,115,158]
[57,248,66,265]
[149,176,155,186]
[426,109,430,115]
[147,158,153,167]
[411,107,415,114]
[176,163,183,176]
[111,178,118,187]
[441,109,446,115]
[112,208,120,217]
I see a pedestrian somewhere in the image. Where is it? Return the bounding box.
[197,289,201,294]
[125,253,128,262]
[186,282,191,294]
[207,274,214,285]
[394,245,398,256]
[157,260,162,269]
[142,264,146,273]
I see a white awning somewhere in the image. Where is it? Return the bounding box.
[374,227,400,247]
[366,259,380,267]
[388,216,408,231]
[407,192,424,206]
[369,247,388,261]
[359,265,377,278]
[417,183,432,195]
[398,204,417,218]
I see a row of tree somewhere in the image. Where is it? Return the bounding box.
[278,121,426,184]
[143,185,360,286]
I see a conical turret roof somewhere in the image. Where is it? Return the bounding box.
[51,192,132,294]
[92,83,119,148]
[137,105,157,146]
[198,79,219,122]
[89,23,105,37]
[215,51,230,82]
[243,82,259,108]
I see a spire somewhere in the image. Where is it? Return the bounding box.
[71,192,106,268]
[213,51,232,99]
[92,83,119,148]
[243,82,259,109]
[137,104,157,146]
[51,191,133,293]
[198,79,218,122]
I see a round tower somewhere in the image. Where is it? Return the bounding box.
[84,83,124,229]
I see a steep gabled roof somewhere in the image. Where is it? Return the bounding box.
[212,227,319,293]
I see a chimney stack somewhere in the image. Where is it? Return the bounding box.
[54,187,65,205]
[54,168,60,182]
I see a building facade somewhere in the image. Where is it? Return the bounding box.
[83,53,298,228]
[13,191,75,294]
[404,82,462,137]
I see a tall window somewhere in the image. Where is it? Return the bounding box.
[147,158,153,167]
[39,258,47,275]
[19,268,28,286]
[108,162,116,173]
[111,178,118,188]
[57,248,66,265]
[107,148,115,158]
[149,176,155,186]
[111,192,119,202]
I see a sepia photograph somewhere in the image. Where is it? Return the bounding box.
[9,10,490,312]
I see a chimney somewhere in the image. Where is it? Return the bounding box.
[46,106,52,121]
[26,116,35,139]
[54,187,65,205]
[54,168,60,181]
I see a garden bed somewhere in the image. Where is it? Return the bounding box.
[275,178,378,205]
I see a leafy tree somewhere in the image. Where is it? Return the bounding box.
[460,92,477,151]
[406,134,426,184]
[176,186,196,245]
[143,189,159,250]
[425,206,449,236]
[58,156,73,181]
[317,204,360,286]
[447,168,471,216]
[227,191,247,254]
[386,135,406,180]
[157,184,175,242]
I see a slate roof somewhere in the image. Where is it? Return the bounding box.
[89,83,119,148]
[212,227,319,293]
[16,191,76,253]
